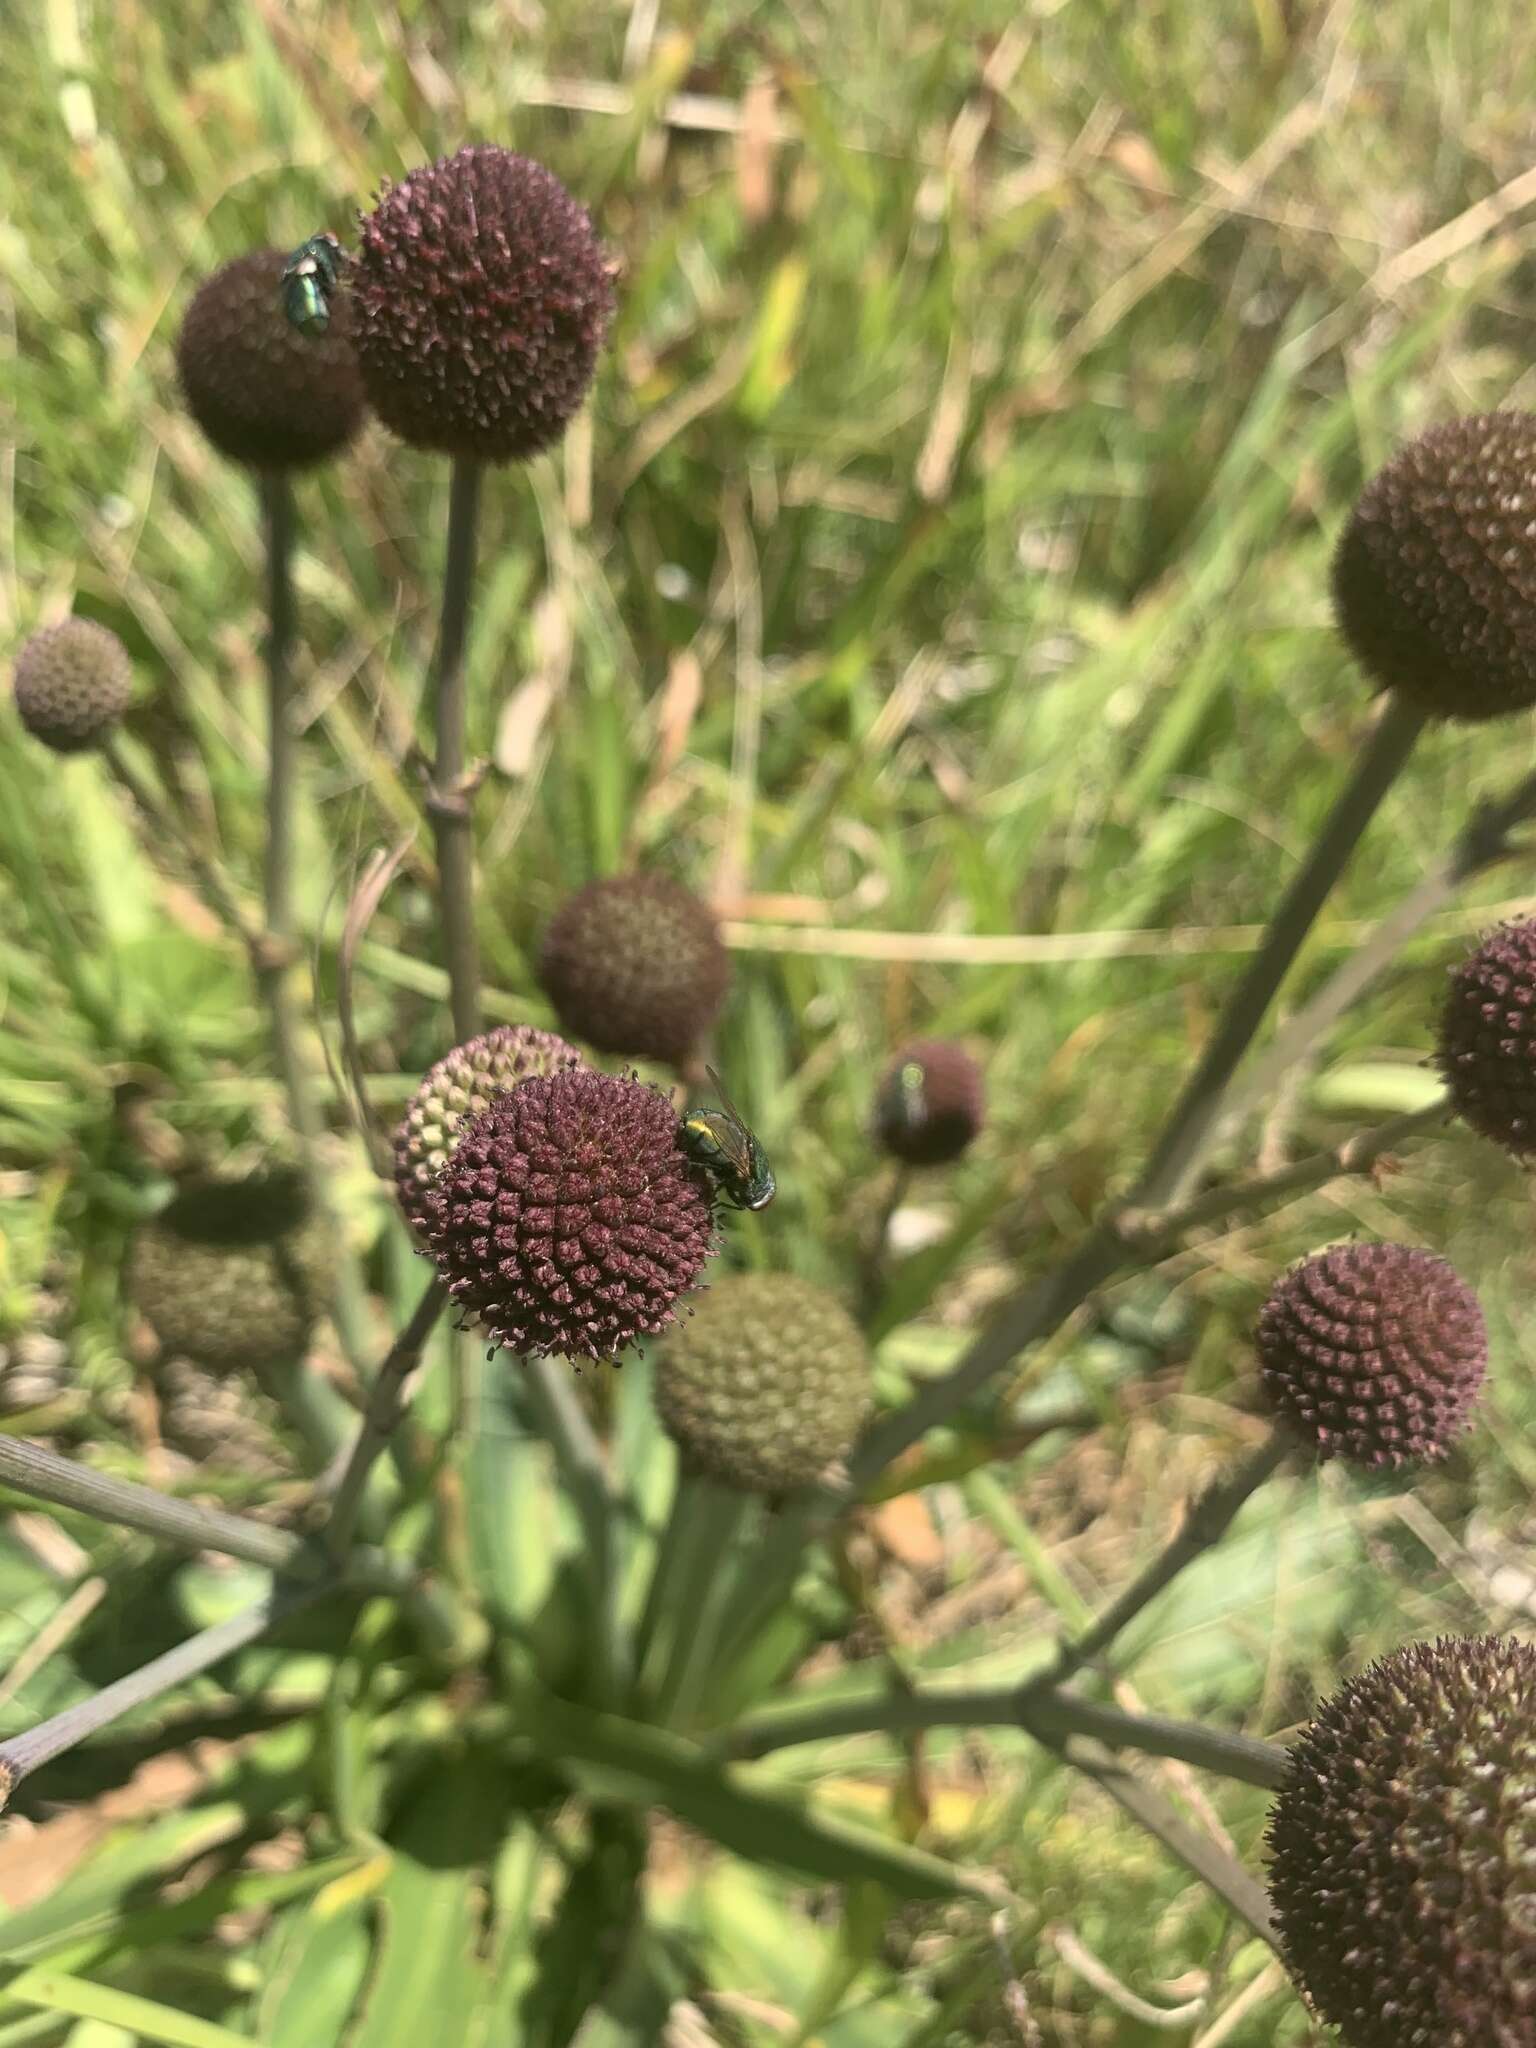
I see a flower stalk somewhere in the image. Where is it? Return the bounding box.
[723,1675,1291,1791]
[427,456,485,1043]
[1132,691,1427,1211]
[1028,1431,1292,1693]
[325,1278,447,1562]
[0,1579,329,1812]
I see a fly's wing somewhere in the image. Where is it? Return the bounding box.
[698,1071,756,1180]
[703,1065,745,1122]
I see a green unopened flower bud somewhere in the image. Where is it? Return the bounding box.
[655,1273,872,1493]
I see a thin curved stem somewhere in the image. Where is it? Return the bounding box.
[0,1578,330,1811]
[325,1280,447,1562]
[1216,759,1536,1141]
[723,1676,1291,1791]
[1132,693,1426,1211]
[1030,1430,1292,1692]
[428,457,485,1043]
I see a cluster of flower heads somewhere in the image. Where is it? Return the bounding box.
[172,143,610,477]
[26,144,1536,2048]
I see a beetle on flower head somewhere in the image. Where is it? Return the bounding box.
[280,232,347,338]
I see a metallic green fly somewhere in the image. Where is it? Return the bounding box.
[280,232,345,337]
[888,1058,928,1134]
[680,1066,776,1212]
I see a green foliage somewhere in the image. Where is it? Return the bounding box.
[3,1,1536,2042]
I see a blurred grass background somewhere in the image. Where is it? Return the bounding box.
[3,0,1536,2040]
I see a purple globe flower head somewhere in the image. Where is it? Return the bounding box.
[1266,1634,1536,2047]
[393,1024,583,1240]
[176,248,367,472]
[538,873,731,1068]
[351,144,614,463]
[13,619,132,753]
[1333,411,1536,722]
[1256,1243,1486,1469]
[873,1039,985,1167]
[1437,916,1536,1158]
[424,1066,716,1362]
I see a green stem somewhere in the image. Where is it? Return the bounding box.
[643,1474,750,1727]
[1117,1101,1447,1250]
[0,1431,304,1574]
[0,1433,426,1602]
[724,1678,1291,1792]
[1028,1430,1292,1692]
[0,1578,330,1810]
[428,457,485,1043]
[523,1356,628,1704]
[1218,757,1536,1139]
[325,1280,447,1563]
[258,472,375,1372]
[1061,1739,1278,1944]
[1132,692,1427,1211]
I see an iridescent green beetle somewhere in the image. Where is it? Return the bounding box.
[280,232,345,337]
[680,1066,776,1212]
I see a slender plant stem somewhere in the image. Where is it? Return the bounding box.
[427,457,485,1042]
[0,1578,330,1811]
[1030,1431,1292,1692]
[634,1466,694,1669]
[859,1164,911,1324]
[1060,1739,1278,1944]
[706,1487,825,1676]
[102,739,258,944]
[1217,759,1536,1141]
[0,1433,422,1598]
[0,1432,305,1574]
[849,1229,1126,1490]
[723,1676,1291,1791]
[1132,692,1427,1211]
[257,473,325,1160]
[1118,1100,1448,1250]
[522,1356,629,1703]
[643,1476,750,1726]
[258,473,374,1373]
[325,1280,447,1562]
[848,1083,1448,1492]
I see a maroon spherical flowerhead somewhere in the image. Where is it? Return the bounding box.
[1437,917,1536,1157]
[13,618,132,753]
[176,248,367,471]
[1332,412,1536,722]
[1266,1635,1536,2047]
[1256,1243,1486,1469]
[425,1066,716,1362]
[393,1024,583,1239]
[538,874,731,1067]
[351,145,614,462]
[873,1040,985,1167]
